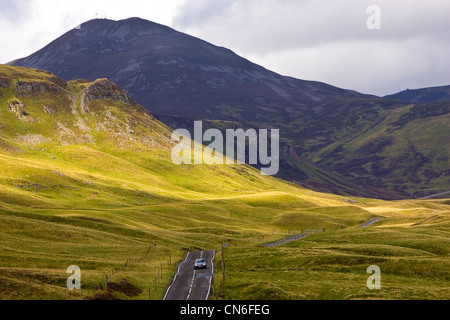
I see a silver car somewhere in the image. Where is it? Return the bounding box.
[194,258,207,269]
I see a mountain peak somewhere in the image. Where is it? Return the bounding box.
[77,16,174,36]
[10,16,366,121]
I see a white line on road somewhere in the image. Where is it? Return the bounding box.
[164,250,216,301]
[186,270,196,300]
[205,250,215,301]
[163,251,190,300]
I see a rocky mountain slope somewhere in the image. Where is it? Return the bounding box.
[9,17,367,122]
[1,64,303,210]
[8,18,450,199]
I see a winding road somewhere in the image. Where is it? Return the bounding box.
[262,234,309,247]
[163,250,215,301]
[359,218,381,228]
[164,218,383,299]
[418,191,450,200]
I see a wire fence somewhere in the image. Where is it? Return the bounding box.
[64,244,174,300]
[63,228,326,300]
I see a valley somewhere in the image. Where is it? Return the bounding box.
[0,64,448,300]
[10,17,449,199]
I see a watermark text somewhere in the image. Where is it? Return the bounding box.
[171,121,279,176]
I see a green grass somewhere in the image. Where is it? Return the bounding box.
[216,208,450,300]
[0,65,448,300]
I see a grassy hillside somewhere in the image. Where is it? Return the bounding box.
[0,65,448,300]
[384,85,450,103]
[303,101,450,197]
[217,199,450,300]
[9,17,450,200]
[154,95,450,200]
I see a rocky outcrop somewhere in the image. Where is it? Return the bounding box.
[16,134,51,146]
[14,80,65,96]
[57,121,93,145]
[6,100,34,123]
[80,79,133,114]
[0,65,172,154]
[43,105,58,114]
[0,77,10,88]
[0,77,10,98]
[48,76,68,89]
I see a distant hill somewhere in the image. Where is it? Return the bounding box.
[384,85,450,102]
[8,18,450,199]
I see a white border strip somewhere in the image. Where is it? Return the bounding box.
[205,250,216,300]
[163,251,190,300]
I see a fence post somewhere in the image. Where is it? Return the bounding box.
[105,275,109,290]
[221,243,226,282]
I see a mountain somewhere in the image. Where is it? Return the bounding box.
[8,18,450,199]
[9,17,367,123]
[0,64,285,203]
[384,85,450,102]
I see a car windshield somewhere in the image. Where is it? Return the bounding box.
[195,259,206,263]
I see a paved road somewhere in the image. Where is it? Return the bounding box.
[418,191,450,200]
[359,218,381,228]
[262,234,309,247]
[163,250,215,300]
[262,229,326,247]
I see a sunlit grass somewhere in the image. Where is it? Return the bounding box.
[0,64,448,300]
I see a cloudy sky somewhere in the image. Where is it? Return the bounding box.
[0,0,449,96]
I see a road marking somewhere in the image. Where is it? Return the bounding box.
[206,276,212,301]
[186,270,196,300]
[164,250,216,301]
[205,250,215,300]
[163,251,190,300]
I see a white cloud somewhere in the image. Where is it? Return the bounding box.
[0,0,449,95]
[173,0,450,95]
[247,37,450,95]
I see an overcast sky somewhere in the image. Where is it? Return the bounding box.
[0,0,449,96]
